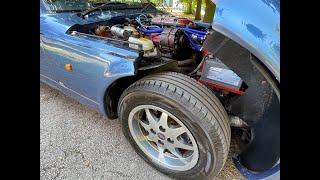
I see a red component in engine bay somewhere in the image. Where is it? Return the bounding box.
[151,17,192,27]
[143,33,161,44]
[198,79,245,95]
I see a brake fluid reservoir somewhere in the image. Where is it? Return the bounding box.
[128,37,154,51]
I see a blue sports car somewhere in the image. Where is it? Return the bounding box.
[40,0,280,179]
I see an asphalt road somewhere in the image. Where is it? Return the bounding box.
[40,82,244,180]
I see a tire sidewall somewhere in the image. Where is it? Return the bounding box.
[119,90,219,179]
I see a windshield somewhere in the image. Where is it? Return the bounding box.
[42,0,150,12]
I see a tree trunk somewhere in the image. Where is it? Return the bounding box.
[203,0,216,23]
[195,0,202,20]
[187,0,192,14]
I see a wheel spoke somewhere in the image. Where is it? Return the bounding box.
[166,143,184,159]
[159,112,169,129]
[145,133,157,142]
[156,147,166,161]
[145,108,157,126]
[139,120,150,131]
[174,140,194,151]
[166,144,191,165]
[166,126,187,139]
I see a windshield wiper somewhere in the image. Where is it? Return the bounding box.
[80,1,128,18]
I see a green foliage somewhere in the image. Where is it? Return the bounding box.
[87,0,215,22]
[87,0,107,2]
[148,0,162,6]
[177,0,206,15]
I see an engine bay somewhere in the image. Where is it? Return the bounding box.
[67,14,247,98]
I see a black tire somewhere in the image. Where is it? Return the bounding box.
[118,72,231,180]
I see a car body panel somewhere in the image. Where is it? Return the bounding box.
[210,0,280,179]
[211,0,280,82]
[40,0,142,115]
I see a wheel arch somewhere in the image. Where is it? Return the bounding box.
[102,75,141,120]
[203,29,280,176]
[102,61,179,119]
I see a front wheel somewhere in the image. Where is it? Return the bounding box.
[118,72,231,179]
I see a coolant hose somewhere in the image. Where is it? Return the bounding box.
[181,28,207,35]
[183,32,202,52]
[140,28,164,33]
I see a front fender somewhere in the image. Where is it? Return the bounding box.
[212,0,280,82]
[205,0,280,179]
